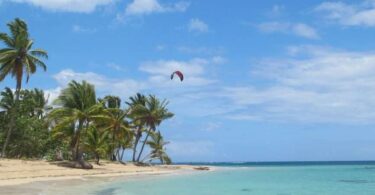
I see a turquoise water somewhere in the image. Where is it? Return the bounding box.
[87,163,375,195]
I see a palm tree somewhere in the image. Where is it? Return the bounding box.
[126,93,147,162]
[83,126,109,165]
[30,89,50,119]
[49,80,100,163]
[132,95,174,163]
[50,122,75,160]
[102,95,121,109]
[21,89,50,119]
[144,131,171,164]
[92,107,132,162]
[0,88,16,115]
[0,18,48,157]
[0,88,17,157]
[0,88,16,152]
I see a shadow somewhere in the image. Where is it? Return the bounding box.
[93,187,118,195]
[338,179,370,184]
[50,161,93,169]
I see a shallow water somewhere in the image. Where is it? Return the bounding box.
[86,164,375,195]
[5,164,375,195]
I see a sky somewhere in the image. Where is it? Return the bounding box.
[1,0,375,162]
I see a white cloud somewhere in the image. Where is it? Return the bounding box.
[53,69,145,98]
[44,87,62,105]
[155,44,166,51]
[315,1,375,26]
[202,122,221,132]
[140,59,205,76]
[72,25,96,33]
[211,56,226,64]
[50,56,220,104]
[188,18,209,33]
[139,58,218,86]
[124,0,189,16]
[222,46,375,123]
[106,63,126,72]
[270,4,285,16]
[7,0,114,13]
[258,22,319,39]
[292,23,319,39]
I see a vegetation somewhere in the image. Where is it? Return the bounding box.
[0,18,174,167]
[0,18,48,157]
[144,131,172,164]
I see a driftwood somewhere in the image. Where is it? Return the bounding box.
[54,160,93,169]
[194,166,210,171]
[134,161,151,166]
[75,160,93,169]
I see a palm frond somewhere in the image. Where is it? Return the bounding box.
[0,33,14,47]
[30,49,48,59]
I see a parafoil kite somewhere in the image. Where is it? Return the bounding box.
[170,71,184,81]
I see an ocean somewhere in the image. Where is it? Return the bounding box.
[48,162,375,194]
[90,162,375,195]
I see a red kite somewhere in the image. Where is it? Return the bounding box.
[171,71,184,81]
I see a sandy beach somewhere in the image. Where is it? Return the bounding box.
[0,159,203,187]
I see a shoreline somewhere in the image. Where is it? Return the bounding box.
[0,159,213,187]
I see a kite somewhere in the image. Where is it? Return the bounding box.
[170,71,184,81]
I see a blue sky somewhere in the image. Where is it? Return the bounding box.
[1,0,375,162]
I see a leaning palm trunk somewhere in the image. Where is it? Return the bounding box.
[160,156,164,164]
[1,82,21,158]
[132,128,142,162]
[136,128,152,162]
[120,147,126,163]
[115,147,121,161]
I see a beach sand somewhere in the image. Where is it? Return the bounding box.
[0,159,205,187]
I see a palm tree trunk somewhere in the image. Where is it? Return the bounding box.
[120,147,125,162]
[74,120,84,161]
[132,127,142,162]
[136,129,152,162]
[111,126,119,161]
[1,82,21,158]
[141,153,152,163]
[74,133,81,160]
[115,146,120,161]
[160,157,164,164]
[95,153,100,165]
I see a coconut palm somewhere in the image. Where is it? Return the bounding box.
[0,18,48,157]
[49,80,101,163]
[132,95,174,163]
[102,95,121,109]
[0,88,17,150]
[144,131,171,164]
[21,89,50,119]
[83,126,109,165]
[0,88,16,115]
[126,93,147,162]
[0,88,50,158]
[92,107,132,162]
